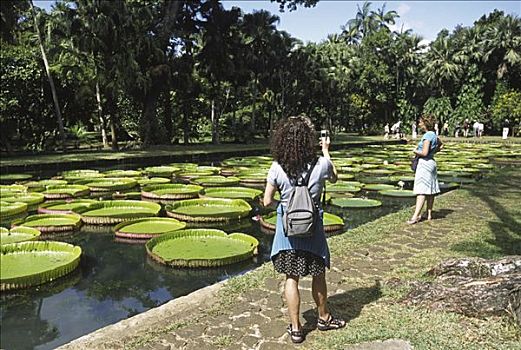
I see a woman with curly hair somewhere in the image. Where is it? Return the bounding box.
[408,114,442,224]
[263,115,345,344]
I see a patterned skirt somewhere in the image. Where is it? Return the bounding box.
[272,249,326,277]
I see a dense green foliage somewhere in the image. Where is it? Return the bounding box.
[0,1,520,151]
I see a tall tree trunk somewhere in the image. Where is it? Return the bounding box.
[95,78,108,148]
[211,99,219,144]
[28,0,66,150]
[106,92,119,151]
[164,92,173,144]
[183,106,190,144]
[142,86,161,146]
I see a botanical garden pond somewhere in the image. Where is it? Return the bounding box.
[1,142,519,349]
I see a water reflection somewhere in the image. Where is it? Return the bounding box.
[1,194,414,349]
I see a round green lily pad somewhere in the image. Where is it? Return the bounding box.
[146,229,258,267]
[1,241,81,291]
[145,166,180,177]
[0,173,33,184]
[0,184,27,197]
[43,185,90,199]
[114,217,187,239]
[176,171,215,183]
[137,177,171,187]
[363,184,397,191]
[1,226,41,245]
[331,198,382,208]
[62,170,104,182]
[103,170,142,177]
[1,201,28,218]
[259,211,344,233]
[74,200,161,225]
[84,178,138,192]
[38,199,97,214]
[141,184,203,203]
[378,189,416,198]
[111,191,142,200]
[337,173,355,180]
[203,187,262,201]
[165,198,251,222]
[15,213,82,233]
[26,179,68,192]
[328,182,361,193]
[2,192,45,210]
[191,176,240,187]
[195,166,221,174]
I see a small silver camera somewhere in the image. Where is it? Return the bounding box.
[320,130,329,139]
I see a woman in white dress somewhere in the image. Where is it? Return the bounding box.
[408,114,442,224]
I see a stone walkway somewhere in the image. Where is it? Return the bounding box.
[59,171,519,350]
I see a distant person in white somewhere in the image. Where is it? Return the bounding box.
[477,122,484,137]
[473,121,480,137]
[412,121,417,139]
[391,121,401,139]
[503,119,510,139]
[434,122,439,136]
[384,123,389,139]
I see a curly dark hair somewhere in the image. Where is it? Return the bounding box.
[270,115,317,179]
[420,114,437,131]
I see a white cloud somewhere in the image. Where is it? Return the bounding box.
[397,3,411,15]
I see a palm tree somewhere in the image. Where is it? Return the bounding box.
[423,35,465,96]
[482,15,521,79]
[371,3,399,30]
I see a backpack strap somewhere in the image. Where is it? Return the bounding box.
[302,157,319,186]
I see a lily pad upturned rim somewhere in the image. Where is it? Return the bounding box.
[1,241,81,291]
[202,187,262,200]
[114,217,187,239]
[1,226,41,245]
[191,176,241,187]
[73,200,161,225]
[259,211,344,233]
[15,213,82,233]
[331,197,382,208]
[146,228,258,267]
[1,201,28,218]
[37,199,97,214]
[43,184,90,199]
[141,184,203,201]
[363,184,397,191]
[165,198,252,222]
[84,177,138,192]
[378,189,416,197]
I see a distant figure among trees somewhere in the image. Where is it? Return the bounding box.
[442,122,449,136]
[503,119,510,139]
[384,123,390,139]
[478,122,484,137]
[391,121,401,139]
[463,119,470,137]
[412,121,417,139]
[473,121,480,137]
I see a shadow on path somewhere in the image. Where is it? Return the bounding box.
[301,283,382,335]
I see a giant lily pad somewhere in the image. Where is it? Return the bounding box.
[379,189,416,198]
[38,199,97,214]
[363,184,397,191]
[114,217,186,239]
[15,213,82,233]
[331,198,382,208]
[0,173,33,184]
[74,200,161,225]
[84,178,138,192]
[176,171,215,183]
[191,176,240,187]
[165,198,251,222]
[1,226,41,245]
[0,184,27,197]
[141,184,203,203]
[1,192,45,211]
[62,169,104,182]
[0,201,28,223]
[259,211,344,233]
[328,182,361,193]
[146,229,258,267]
[25,179,68,192]
[137,177,171,187]
[145,166,180,178]
[43,184,90,199]
[103,170,142,178]
[1,241,81,291]
[203,187,262,201]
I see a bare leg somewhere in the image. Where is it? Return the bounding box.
[426,195,434,220]
[410,194,426,221]
[312,273,329,320]
[285,275,301,330]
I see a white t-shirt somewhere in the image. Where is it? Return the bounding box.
[267,157,335,204]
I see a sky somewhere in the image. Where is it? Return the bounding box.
[35,0,521,44]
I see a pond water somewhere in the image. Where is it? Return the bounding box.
[0,189,415,350]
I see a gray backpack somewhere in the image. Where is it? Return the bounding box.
[283,158,319,238]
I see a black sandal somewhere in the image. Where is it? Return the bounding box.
[287,324,304,343]
[317,314,346,331]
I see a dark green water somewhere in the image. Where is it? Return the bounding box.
[0,192,415,350]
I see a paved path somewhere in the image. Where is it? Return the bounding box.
[59,169,520,350]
